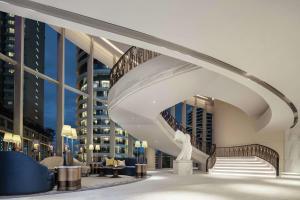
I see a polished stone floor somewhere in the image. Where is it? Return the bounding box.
[7,170,300,200]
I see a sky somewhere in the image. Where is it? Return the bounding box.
[43,25,78,132]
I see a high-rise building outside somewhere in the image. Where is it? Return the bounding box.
[0,12,51,159]
[76,48,131,162]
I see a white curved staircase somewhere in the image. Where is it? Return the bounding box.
[108,47,278,168]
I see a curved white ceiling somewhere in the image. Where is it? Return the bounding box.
[0,0,297,131]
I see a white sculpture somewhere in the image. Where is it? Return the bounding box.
[174,130,192,161]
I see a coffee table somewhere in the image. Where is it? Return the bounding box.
[108,166,125,178]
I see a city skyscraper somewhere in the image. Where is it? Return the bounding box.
[0,12,45,128]
[76,48,132,161]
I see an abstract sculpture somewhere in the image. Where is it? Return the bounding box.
[174,130,192,161]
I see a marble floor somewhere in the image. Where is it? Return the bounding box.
[6,170,300,200]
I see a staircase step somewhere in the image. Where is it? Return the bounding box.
[213,166,273,171]
[210,156,276,178]
[211,169,275,174]
[210,171,276,178]
[214,163,269,167]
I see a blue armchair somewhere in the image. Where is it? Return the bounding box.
[0,151,54,195]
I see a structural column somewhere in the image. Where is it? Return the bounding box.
[56,28,65,156]
[170,106,176,118]
[128,134,134,157]
[14,16,24,148]
[109,120,116,158]
[86,38,94,163]
[146,147,156,170]
[181,101,186,130]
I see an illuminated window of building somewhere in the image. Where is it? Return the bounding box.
[101,80,110,88]
[7,52,14,57]
[8,68,14,74]
[93,81,99,88]
[8,28,15,34]
[80,120,87,126]
[103,91,108,97]
[82,111,87,117]
[8,20,14,25]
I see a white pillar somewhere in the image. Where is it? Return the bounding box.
[146,147,156,170]
[110,120,116,158]
[87,38,94,163]
[128,134,134,157]
[171,106,176,118]
[14,16,24,148]
[56,28,65,156]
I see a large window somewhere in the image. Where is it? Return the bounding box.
[23,72,56,160]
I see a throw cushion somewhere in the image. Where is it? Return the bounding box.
[117,160,126,166]
[105,158,115,166]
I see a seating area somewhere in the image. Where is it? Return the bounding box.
[90,157,137,177]
[0,151,146,196]
[0,151,55,195]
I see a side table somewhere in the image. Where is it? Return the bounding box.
[57,166,81,191]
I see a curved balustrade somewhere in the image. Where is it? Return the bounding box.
[110,46,160,87]
[161,110,196,146]
[206,144,216,172]
[216,144,279,176]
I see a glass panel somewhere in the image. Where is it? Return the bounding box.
[24,21,58,79]
[23,72,56,160]
[64,39,79,88]
[175,103,182,124]
[0,58,14,151]
[64,89,81,156]
[44,25,58,79]
[24,18,45,74]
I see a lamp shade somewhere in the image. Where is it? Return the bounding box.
[71,128,77,139]
[95,144,100,151]
[61,125,72,137]
[135,141,141,148]
[3,132,13,142]
[88,144,94,150]
[12,135,21,144]
[142,141,148,148]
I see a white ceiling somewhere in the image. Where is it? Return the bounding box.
[0,0,297,130]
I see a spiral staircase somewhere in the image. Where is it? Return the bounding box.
[108,47,280,174]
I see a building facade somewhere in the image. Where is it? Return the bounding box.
[76,48,133,162]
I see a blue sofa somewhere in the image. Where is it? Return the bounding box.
[0,151,55,195]
[102,157,137,176]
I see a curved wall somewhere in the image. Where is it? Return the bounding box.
[213,100,284,171]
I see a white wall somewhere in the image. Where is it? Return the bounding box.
[285,124,300,173]
[213,100,285,171]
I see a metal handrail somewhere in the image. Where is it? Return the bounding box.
[110,46,160,88]
[216,144,279,176]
